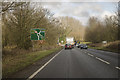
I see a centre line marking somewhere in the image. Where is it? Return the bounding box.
[88,53,94,57]
[115,67,120,70]
[27,49,63,80]
[96,57,110,64]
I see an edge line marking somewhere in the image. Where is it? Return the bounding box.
[27,49,63,80]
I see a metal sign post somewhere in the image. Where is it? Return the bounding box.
[32,40,34,52]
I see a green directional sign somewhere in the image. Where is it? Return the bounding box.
[31,28,45,40]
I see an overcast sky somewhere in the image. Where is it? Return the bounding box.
[4,0,118,25]
[40,2,117,25]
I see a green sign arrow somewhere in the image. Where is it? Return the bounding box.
[31,28,45,40]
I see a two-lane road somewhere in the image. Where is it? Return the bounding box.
[29,47,119,79]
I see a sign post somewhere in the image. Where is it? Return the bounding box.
[30,28,45,51]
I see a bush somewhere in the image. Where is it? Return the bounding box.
[89,43,103,47]
[105,41,120,50]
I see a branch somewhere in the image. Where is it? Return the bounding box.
[1,2,14,13]
[1,2,25,13]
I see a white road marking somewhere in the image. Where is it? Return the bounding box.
[115,67,120,70]
[88,53,94,57]
[27,49,63,80]
[96,57,110,64]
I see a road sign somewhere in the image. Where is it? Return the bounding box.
[31,28,45,40]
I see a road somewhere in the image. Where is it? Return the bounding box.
[29,47,120,78]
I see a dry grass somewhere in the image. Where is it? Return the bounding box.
[2,47,61,77]
[89,41,120,53]
[105,40,120,49]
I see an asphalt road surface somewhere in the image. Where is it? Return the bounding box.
[30,47,120,78]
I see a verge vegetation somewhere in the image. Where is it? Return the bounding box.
[2,47,61,77]
[88,41,120,53]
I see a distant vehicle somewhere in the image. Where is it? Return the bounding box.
[76,43,79,47]
[80,44,88,49]
[65,44,72,49]
[78,44,81,48]
[66,37,74,48]
[74,40,77,45]
[71,44,74,48]
[76,43,80,48]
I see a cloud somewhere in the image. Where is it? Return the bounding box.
[30,0,119,2]
[101,11,115,19]
[4,0,119,2]
[40,2,117,25]
[50,2,103,18]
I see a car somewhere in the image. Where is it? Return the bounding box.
[71,44,74,48]
[76,43,81,48]
[65,44,72,49]
[80,44,88,49]
[76,43,79,47]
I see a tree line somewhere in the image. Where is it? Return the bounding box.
[85,15,118,43]
[59,16,85,42]
[2,2,63,50]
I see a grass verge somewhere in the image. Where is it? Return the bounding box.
[88,46,120,53]
[88,41,120,53]
[2,47,61,77]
